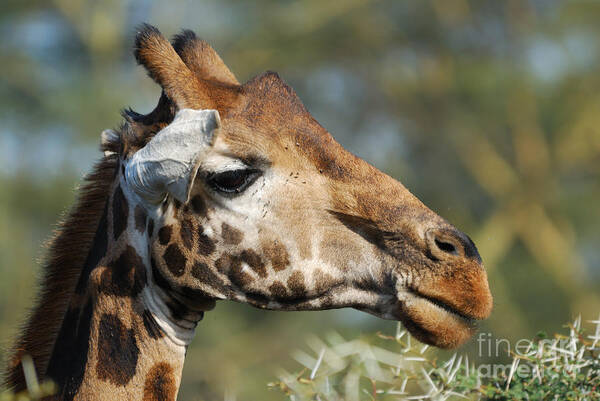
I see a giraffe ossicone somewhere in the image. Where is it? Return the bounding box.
[4,23,492,400]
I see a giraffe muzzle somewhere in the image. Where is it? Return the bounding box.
[393,226,493,348]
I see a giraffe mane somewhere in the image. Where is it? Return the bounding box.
[3,145,119,391]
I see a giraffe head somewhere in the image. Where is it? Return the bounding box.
[119,25,492,349]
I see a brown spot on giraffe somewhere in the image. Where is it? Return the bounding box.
[163,244,187,277]
[240,249,267,278]
[112,185,128,240]
[134,205,147,233]
[261,239,290,271]
[143,362,177,401]
[190,195,207,216]
[191,261,226,290]
[269,281,288,299]
[231,266,252,288]
[216,253,254,287]
[221,222,243,245]
[215,253,232,274]
[197,225,216,255]
[99,245,146,297]
[96,313,139,386]
[158,225,172,245]
[287,271,306,298]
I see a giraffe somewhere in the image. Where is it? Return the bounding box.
[3,24,492,400]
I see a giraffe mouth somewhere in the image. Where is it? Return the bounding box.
[391,290,478,349]
[410,291,477,322]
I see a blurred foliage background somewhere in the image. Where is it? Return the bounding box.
[0,0,599,399]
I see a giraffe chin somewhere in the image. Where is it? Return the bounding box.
[393,293,477,349]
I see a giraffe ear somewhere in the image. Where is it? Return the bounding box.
[125,108,221,207]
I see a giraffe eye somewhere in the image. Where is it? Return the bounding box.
[207,169,261,194]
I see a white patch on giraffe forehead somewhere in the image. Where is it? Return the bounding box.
[125,108,221,207]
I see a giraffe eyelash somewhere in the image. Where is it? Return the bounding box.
[206,168,262,195]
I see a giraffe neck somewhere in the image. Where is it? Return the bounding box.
[44,175,202,401]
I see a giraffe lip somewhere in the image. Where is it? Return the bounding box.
[407,290,476,323]
[391,292,478,348]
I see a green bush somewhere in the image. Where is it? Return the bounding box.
[270,317,600,400]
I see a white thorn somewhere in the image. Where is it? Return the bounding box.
[310,348,325,380]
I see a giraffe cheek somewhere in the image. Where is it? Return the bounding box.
[318,229,365,273]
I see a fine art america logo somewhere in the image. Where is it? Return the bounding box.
[475,318,600,380]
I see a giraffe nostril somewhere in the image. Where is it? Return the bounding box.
[434,238,458,256]
[426,228,482,263]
